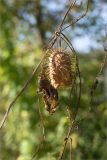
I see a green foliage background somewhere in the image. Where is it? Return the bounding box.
[0,0,107,160]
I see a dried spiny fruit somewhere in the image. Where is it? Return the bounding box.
[48,51,76,89]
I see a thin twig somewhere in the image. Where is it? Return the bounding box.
[57,120,75,160]
[62,0,89,31]
[59,0,76,30]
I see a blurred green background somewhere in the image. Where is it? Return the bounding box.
[0,0,107,160]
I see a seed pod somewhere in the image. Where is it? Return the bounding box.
[48,51,76,89]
